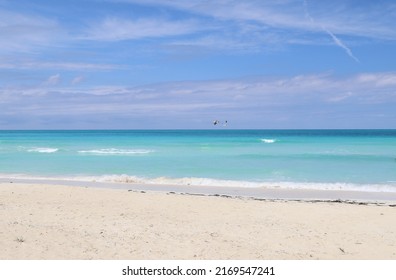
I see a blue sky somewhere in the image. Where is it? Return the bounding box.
[1,0,396,129]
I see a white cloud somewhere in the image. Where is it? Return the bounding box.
[5,71,396,99]
[43,74,61,86]
[113,0,396,41]
[357,73,396,87]
[0,61,122,71]
[2,71,396,128]
[327,91,354,103]
[86,17,203,41]
[0,10,62,52]
[90,0,396,59]
[5,71,396,102]
[71,76,84,85]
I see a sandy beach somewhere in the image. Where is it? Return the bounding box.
[1,182,395,260]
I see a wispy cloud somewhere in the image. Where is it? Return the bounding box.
[0,61,123,71]
[2,72,396,127]
[2,0,393,59]
[85,17,204,41]
[90,0,396,58]
[0,10,62,52]
[43,74,61,86]
[71,76,84,85]
[114,0,396,40]
[1,1,395,129]
[357,73,396,87]
[4,71,396,100]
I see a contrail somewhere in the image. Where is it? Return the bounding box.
[303,0,359,63]
[303,0,314,23]
[323,28,360,62]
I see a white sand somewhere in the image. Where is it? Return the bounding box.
[1,183,395,259]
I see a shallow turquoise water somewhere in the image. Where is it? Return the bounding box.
[1,130,396,191]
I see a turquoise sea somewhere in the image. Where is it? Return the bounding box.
[1,130,396,192]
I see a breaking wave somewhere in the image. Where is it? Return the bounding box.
[88,175,396,193]
[261,139,276,143]
[27,148,59,153]
[1,174,396,193]
[78,148,154,155]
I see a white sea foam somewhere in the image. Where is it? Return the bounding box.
[27,147,59,153]
[267,181,396,193]
[1,173,396,193]
[261,139,276,143]
[75,175,271,188]
[93,175,396,193]
[78,148,154,155]
[96,175,266,188]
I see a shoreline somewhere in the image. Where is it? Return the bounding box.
[1,182,395,259]
[1,177,396,204]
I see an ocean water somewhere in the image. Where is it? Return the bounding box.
[1,130,396,192]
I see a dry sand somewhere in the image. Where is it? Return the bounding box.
[1,183,395,259]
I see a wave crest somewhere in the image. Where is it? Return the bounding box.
[261,139,276,143]
[78,148,154,155]
[27,148,59,153]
